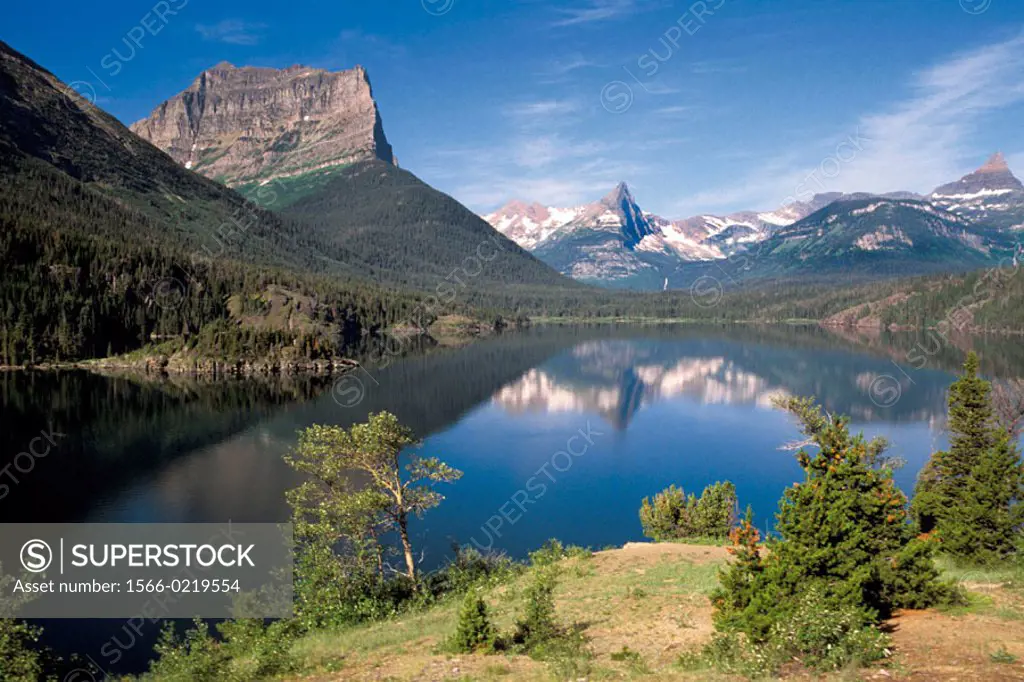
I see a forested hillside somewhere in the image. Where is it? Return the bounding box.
[278,160,577,291]
[0,155,430,364]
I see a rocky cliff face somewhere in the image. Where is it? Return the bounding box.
[130,62,394,187]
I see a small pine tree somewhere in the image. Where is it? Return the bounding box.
[711,506,775,640]
[913,352,1024,562]
[513,567,560,650]
[447,591,496,653]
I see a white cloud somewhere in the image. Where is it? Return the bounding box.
[542,54,601,77]
[652,105,698,117]
[505,100,579,117]
[673,32,1024,215]
[195,20,267,46]
[550,0,640,27]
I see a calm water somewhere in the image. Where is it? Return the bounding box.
[3,324,1023,672]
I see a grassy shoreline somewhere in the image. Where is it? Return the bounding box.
[271,542,1024,681]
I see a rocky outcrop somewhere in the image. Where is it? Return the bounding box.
[932,152,1024,196]
[131,62,394,186]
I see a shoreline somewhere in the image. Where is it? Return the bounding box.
[5,318,1024,378]
[0,356,362,378]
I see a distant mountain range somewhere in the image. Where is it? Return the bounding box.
[484,154,1023,289]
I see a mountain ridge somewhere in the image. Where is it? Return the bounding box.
[487,156,1024,289]
[130,61,395,187]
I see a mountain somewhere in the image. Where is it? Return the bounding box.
[484,186,877,288]
[509,183,675,288]
[0,39,438,364]
[0,40,348,274]
[130,62,394,188]
[130,62,573,293]
[277,160,577,290]
[725,197,1007,283]
[487,162,1021,289]
[930,153,1024,232]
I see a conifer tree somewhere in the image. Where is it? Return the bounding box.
[447,591,496,653]
[713,397,946,643]
[913,352,1023,562]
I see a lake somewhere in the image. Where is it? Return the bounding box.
[3,323,1023,672]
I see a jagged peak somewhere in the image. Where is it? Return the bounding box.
[978,151,1009,174]
[932,151,1023,195]
[601,181,634,205]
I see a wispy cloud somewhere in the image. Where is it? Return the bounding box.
[504,99,580,121]
[538,54,601,83]
[550,0,639,27]
[545,54,601,75]
[195,20,267,46]
[652,105,699,117]
[638,81,681,96]
[511,134,607,169]
[673,32,1024,215]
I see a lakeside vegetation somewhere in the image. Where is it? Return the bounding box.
[3,354,1021,680]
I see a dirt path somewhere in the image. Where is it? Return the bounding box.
[884,608,1024,681]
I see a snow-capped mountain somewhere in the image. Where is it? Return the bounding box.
[483,184,846,286]
[523,183,673,287]
[482,153,1023,289]
[930,153,1024,232]
[482,200,587,250]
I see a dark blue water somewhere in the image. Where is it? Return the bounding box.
[3,324,1022,674]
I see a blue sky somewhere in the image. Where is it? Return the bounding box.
[5,0,1024,217]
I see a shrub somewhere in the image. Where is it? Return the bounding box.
[445,591,496,653]
[146,619,228,682]
[217,619,297,679]
[423,545,521,598]
[0,566,57,681]
[513,567,561,651]
[678,632,781,678]
[292,540,413,630]
[528,539,591,567]
[0,618,49,682]
[686,590,890,676]
[639,481,737,541]
[769,587,890,671]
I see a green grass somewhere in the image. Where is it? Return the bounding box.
[286,550,723,680]
[935,555,1024,620]
[936,555,1024,592]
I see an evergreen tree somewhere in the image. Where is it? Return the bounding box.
[446,591,496,653]
[712,397,946,643]
[912,352,1024,562]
